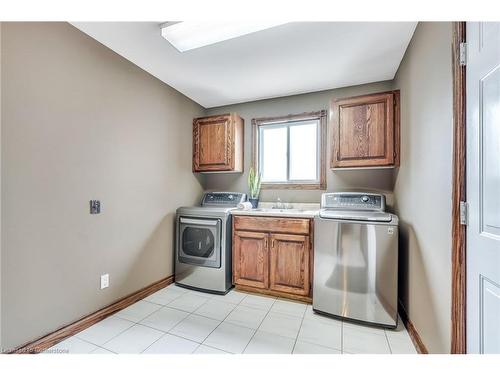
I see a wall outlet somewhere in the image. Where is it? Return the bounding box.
[100,274,109,289]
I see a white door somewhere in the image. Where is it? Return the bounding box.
[466,22,500,354]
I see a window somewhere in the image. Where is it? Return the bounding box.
[252,111,326,189]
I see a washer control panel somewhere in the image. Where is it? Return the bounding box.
[321,192,385,211]
[201,192,246,207]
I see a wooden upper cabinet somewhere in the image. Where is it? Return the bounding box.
[233,231,269,289]
[269,233,310,296]
[331,90,400,168]
[193,113,244,173]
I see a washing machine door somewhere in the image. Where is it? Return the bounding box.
[178,216,222,268]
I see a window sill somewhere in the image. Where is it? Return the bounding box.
[261,182,326,190]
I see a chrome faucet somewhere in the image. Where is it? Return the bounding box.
[273,197,284,209]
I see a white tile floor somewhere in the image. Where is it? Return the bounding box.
[45,284,418,354]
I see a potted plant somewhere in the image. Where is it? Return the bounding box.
[247,167,262,208]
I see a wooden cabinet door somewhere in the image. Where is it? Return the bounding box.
[269,233,310,296]
[233,231,269,289]
[331,91,400,168]
[193,115,233,172]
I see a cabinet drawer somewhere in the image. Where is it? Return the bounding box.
[234,216,310,235]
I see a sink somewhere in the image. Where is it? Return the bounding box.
[235,204,319,218]
[253,208,305,213]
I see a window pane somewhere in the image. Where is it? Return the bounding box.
[289,122,318,181]
[260,126,287,182]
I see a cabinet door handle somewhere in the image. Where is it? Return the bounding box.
[271,239,275,248]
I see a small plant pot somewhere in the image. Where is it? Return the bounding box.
[248,198,259,209]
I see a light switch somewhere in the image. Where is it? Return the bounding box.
[90,200,101,214]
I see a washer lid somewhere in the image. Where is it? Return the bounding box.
[319,209,394,222]
[177,206,235,217]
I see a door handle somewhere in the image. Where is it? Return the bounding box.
[179,217,219,226]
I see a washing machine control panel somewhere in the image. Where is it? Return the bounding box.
[201,192,246,207]
[321,193,385,211]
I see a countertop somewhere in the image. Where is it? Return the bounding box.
[231,202,320,218]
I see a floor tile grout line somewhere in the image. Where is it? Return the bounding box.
[102,291,274,354]
[139,321,212,348]
[240,297,279,354]
[258,309,310,342]
[214,293,308,349]
[94,322,148,349]
[114,300,163,324]
[165,288,252,352]
[191,295,240,320]
[144,292,186,307]
[137,288,219,354]
[136,292,208,354]
[296,307,343,353]
[75,335,119,353]
[197,343,233,354]
[294,337,343,353]
[139,329,172,353]
[187,293,248,350]
[198,315,234,351]
[290,306,307,354]
[99,291,186,351]
[90,345,117,354]
[341,321,344,354]
[198,292,265,352]
[49,286,234,353]
[384,330,393,354]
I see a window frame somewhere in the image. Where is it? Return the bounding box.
[252,110,327,190]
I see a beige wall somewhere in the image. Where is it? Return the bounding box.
[0,21,3,351]
[392,22,453,353]
[0,22,205,350]
[204,81,396,207]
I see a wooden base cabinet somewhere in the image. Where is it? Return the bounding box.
[232,216,313,302]
[269,234,310,296]
[233,231,269,289]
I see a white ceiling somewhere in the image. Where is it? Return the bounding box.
[71,22,417,108]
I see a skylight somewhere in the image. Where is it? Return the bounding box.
[160,21,287,52]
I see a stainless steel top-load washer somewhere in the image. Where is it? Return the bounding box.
[313,192,399,328]
[175,192,246,294]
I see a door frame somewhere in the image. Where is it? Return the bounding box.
[451,21,467,354]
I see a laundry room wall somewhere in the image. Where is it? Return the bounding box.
[1,22,205,350]
[0,21,3,352]
[392,21,453,354]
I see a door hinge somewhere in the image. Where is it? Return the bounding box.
[459,42,467,66]
[460,201,468,225]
